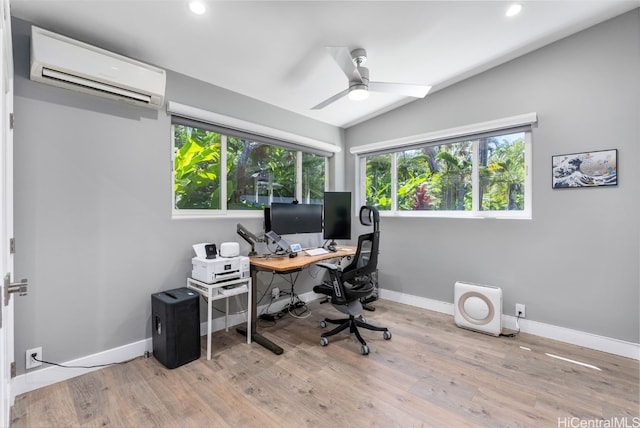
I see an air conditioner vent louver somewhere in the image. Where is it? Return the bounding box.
[30,26,165,108]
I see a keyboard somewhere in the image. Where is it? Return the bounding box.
[305,248,329,256]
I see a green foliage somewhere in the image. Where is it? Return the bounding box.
[366,135,524,212]
[365,154,392,209]
[224,138,297,207]
[480,138,525,210]
[175,126,318,210]
[174,126,221,209]
[302,153,325,202]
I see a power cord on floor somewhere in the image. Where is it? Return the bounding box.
[30,352,146,369]
[500,312,522,338]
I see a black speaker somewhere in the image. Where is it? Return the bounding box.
[151,287,201,369]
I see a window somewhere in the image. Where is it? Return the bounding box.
[365,153,392,211]
[174,125,222,210]
[173,124,324,214]
[169,102,337,217]
[226,137,297,209]
[396,141,473,211]
[478,134,526,212]
[302,152,327,204]
[354,114,535,219]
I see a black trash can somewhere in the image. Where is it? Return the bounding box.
[151,287,201,369]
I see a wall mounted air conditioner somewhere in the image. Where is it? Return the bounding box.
[30,26,166,108]
[454,281,503,336]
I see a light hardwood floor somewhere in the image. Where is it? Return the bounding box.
[11,299,640,427]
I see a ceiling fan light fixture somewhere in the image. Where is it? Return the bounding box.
[313,46,430,110]
[348,85,369,101]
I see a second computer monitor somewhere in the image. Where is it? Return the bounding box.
[323,192,351,241]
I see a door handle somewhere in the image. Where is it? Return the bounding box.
[4,273,28,306]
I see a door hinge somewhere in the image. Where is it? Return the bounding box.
[9,237,15,254]
[10,362,16,378]
[9,113,14,130]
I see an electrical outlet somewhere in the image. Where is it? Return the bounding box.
[272,287,280,299]
[26,347,42,369]
[515,303,526,318]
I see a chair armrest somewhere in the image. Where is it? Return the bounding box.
[316,262,338,271]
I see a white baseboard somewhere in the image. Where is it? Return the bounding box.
[11,291,321,400]
[13,289,638,400]
[379,289,640,360]
[12,338,152,401]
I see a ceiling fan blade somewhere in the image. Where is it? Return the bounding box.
[311,88,349,110]
[327,46,362,81]
[369,82,432,98]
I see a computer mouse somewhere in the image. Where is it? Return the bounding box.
[328,245,337,252]
[289,252,298,258]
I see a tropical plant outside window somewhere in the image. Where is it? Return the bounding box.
[302,152,326,204]
[174,125,222,209]
[363,131,529,217]
[226,136,296,209]
[478,135,525,211]
[365,153,392,210]
[174,124,325,212]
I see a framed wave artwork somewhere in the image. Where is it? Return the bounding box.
[552,149,617,189]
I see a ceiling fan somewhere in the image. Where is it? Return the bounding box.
[312,47,431,110]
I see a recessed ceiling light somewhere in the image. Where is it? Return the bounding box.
[506,3,522,17]
[188,0,206,15]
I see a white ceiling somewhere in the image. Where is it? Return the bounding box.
[10,0,639,128]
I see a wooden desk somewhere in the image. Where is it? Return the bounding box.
[237,246,356,355]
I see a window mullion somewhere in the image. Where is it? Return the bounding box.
[472,139,479,214]
[171,124,177,212]
[324,156,330,192]
[296,150,302,202]
[358,155,365,212]
[524,132,532,217]
[391,152,398,212]
[220,134,227,212]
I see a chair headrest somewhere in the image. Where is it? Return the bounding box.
[359,206,380,231]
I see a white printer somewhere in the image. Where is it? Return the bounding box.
[191,255,250,284]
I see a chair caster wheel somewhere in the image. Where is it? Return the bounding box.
[361,345,369,355]
[320,321,327,328]
[320,337,329,346]
[383,331,392,340]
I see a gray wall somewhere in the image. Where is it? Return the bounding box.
[11,9,639,377]
[345,9,639,343]
[12,17,343,374]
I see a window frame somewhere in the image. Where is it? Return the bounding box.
[168,102,337,219]
[352,113,536,220]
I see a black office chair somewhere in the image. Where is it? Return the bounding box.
[313,206,391,355]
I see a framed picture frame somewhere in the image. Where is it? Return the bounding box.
[552,149,617,189]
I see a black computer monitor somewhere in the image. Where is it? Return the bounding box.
[269,202,323,235]
[323,192,351,242]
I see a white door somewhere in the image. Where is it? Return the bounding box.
[0,0,14,425]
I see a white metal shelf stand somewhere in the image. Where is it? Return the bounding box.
[186,276,252,360]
